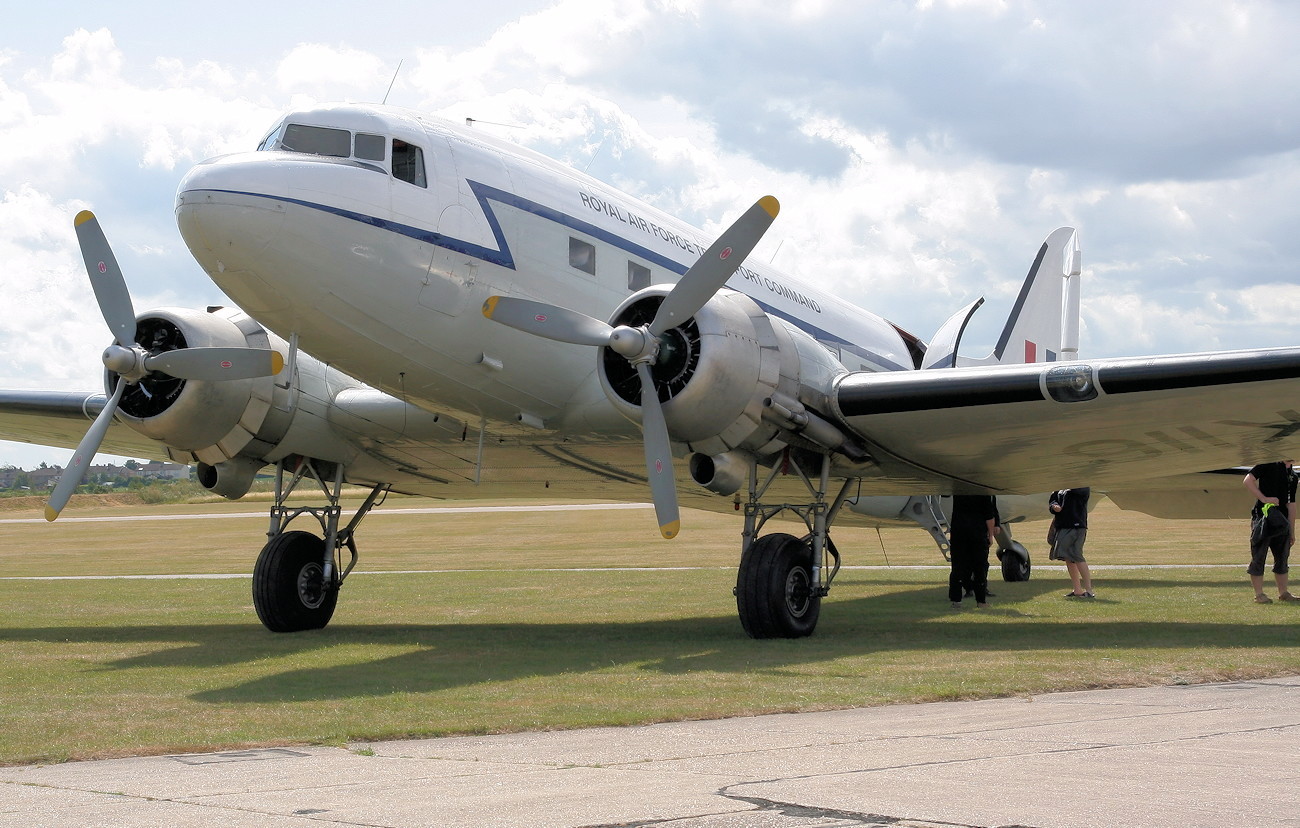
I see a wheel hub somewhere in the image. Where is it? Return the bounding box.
[297,562,328,609]
[784,566,812,618]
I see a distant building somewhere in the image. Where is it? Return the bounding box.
[138,461,190,481]
[0,461,191,490]
[27,467,63,490]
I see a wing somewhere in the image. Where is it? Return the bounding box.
[0,390,169,460]
[832,347,1300,494]
[1105,468,1253,520]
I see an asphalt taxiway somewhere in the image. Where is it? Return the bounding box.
[2,676,1297,827]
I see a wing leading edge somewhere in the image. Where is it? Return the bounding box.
[832,347,1300,493]
[0,389,167,460]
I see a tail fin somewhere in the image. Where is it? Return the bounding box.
[963,227,1080,367]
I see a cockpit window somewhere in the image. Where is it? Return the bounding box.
[355,133,385,161]
[256,123,283,152]
[261,121,428,186]
[392,139,427,187]
[280,124,351,157]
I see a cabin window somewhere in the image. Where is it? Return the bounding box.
[354,133,385,161]
[280,124,351,157]
[628,261,651,291]
[392,139,427,187]
[569,238,596,275]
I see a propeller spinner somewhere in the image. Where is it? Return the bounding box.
[45,211,285,522]
[482,196,780,538]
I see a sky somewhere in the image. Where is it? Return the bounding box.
[3,0,1300,468]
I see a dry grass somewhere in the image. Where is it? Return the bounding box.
[0,495,1293,766]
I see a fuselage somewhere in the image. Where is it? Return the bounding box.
[175,103,916,435]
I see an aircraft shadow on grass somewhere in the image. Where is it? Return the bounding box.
[1,577,1296,705]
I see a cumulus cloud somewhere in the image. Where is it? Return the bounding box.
[3,1,1300,470]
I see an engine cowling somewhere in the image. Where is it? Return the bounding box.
[108,305,457,501]
[109,307,290,468]
[597,287,858,470]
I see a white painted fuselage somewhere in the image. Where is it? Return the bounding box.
[175,103,915,439]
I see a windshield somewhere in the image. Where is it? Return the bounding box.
[280,124,351,157]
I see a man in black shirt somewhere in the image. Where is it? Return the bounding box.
[1049,488,1093,598]
[1242,460,1296,604]
[948,494,998,608]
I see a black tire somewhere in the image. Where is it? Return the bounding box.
[735,532,821,639]
[999,541,1032,582]
[252,530,338,632]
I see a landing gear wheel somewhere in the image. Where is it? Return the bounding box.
[999,541,1032,582]
[253,530,338,632]
[736,532,821,639]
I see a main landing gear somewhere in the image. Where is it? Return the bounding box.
[252,457,389,632]
[734,452,854,639]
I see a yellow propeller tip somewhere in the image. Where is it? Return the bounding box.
[660,521,680,540]
[44,506,60,522]
[271,351,285,375]
[482,296,499,319]
[758,195,780,218]
[74,210,96,226]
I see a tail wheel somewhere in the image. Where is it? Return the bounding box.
[736,532,821,639]
[999,541,1032,582]
[253,530,338,632]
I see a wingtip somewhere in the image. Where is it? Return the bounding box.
[660,520,680,540]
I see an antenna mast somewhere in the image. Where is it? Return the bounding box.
[382,59,404,105]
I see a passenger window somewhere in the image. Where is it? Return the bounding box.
[628,261,651,291]
[355,133,385,161]
[569,238,596,275]
[280,124,351,157]
[392,139,427,187]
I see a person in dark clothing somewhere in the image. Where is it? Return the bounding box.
[948,494,998,608]
[1049,487,1092,598]
[1242,460,1297,604]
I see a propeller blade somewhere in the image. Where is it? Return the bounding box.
[649,195,780,336]
[636,361,680,539]
[144,347,285,381]
[45,379,127,522]
[74,211,138,348]
[481,296,614,346]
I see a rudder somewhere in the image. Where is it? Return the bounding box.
[966,227,1080,367]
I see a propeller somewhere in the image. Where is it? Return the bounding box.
[482,196,779,538]
[46,211,285,522]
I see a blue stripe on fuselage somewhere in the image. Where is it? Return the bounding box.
[186,184,908,371]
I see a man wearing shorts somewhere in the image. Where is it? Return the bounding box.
[1049,487,1092,598]
[1242,460,1297,604]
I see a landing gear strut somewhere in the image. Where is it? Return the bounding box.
[251,457,388,632]
[734,452,853,639]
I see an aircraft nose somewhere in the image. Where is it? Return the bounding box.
[176,154,289,303]
[176,152,292,217]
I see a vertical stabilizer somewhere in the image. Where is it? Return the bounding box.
[963,227,1081,367]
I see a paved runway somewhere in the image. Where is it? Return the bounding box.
[3,676,1297,827]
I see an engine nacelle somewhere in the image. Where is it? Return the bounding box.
[109,307,288,466]
[597,288,855,462]
[106,305,460,500]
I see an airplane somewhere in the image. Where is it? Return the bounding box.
[3,101,1298,638]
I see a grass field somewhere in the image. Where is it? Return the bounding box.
[1,495,1297,766]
